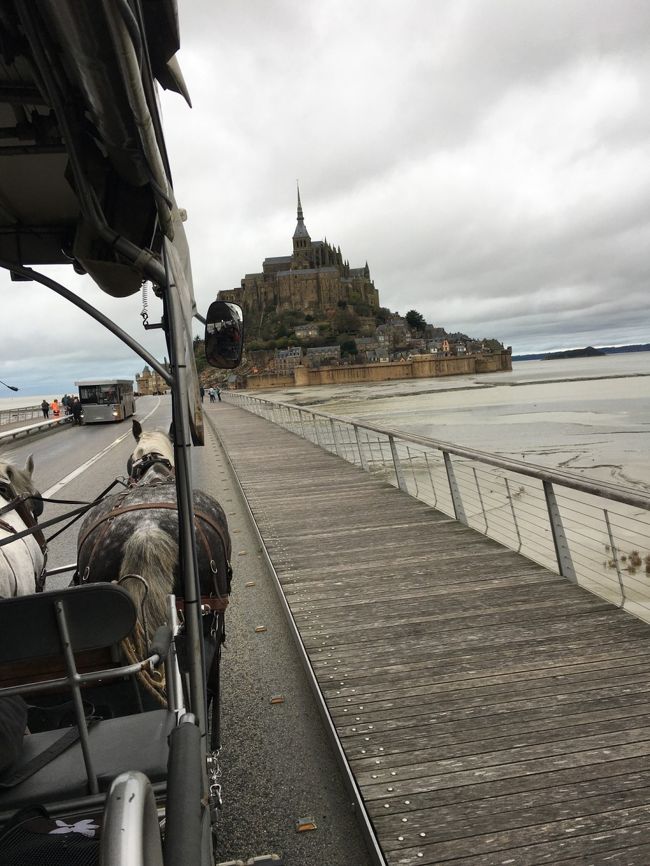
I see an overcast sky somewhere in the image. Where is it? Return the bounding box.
[3,0,650,396]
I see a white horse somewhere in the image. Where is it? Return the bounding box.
[0,454,45,598]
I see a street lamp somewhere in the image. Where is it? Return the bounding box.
[0,379,18,391]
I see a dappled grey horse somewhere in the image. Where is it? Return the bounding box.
[75,421,232,710]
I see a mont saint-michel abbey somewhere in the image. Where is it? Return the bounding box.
[218,190,380,316]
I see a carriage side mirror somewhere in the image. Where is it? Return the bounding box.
[204,301,244,369]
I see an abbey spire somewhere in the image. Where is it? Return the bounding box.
[218,187,379,315]
[292,183,311,265]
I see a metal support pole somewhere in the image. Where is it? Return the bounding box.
[389,435,408,492]
[161,249,207,741]
[165,595,186,717]
[424,453,437,508]
[354,425,368,471]
[443,451,467,524]
[543,480,577,582]
[504,477,522,552]
[56,601,99,795]
[407,447,419,497]
[604,508,626,605]
[298,409,307,440]
[329,418,340,456]
[473,466,487,532]
[314,417,324,448]
[0,261,171,384]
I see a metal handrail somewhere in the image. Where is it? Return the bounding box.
[0,404,42,426]
[224,391,650,621]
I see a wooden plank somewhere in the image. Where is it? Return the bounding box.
[390,808,650,864]
[377,782,650,851]
[215,405,650,865]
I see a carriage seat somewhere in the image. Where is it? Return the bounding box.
[0,708,173,811]
[0,584,175,814]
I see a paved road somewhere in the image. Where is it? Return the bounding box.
[2,396,372,866]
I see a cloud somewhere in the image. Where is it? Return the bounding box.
[156,0,650,357]
[3,0,650,392]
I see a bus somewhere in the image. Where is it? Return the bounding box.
[75,379,135,423]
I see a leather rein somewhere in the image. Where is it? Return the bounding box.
[0,482,47,555]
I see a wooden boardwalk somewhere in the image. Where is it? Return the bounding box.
[211,402,650,866]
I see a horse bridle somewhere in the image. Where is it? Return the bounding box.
[127,452,174,484]
[0,479,47,557]
[0,480,43,519]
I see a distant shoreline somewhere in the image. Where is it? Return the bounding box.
[513,343,650,361]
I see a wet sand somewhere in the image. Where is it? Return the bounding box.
[250,352,650,491]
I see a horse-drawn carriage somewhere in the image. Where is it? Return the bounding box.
[0,3,243,863]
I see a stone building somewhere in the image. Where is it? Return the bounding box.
[219,188,379,318]
[135,364,169,395]
[305,345,341,367]
[273,346,304,375]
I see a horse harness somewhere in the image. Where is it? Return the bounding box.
[0,482,47,556]
[76,494,231,615]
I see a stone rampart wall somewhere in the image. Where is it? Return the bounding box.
[245,372,295,390]
[244,352,511,389]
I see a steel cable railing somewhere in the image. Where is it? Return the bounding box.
[226,392,650,621]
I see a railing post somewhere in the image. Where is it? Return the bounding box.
[543,480,577,582]
[354,425,368,471]
[298,408,307,440]
[424,453,437,507]
[407,447,419,497]
[473,467,487,532]
[329,418,340,456]
[604,508,625,605]
[443,451,467,524]
[504,477,522,552]
[314,417,323,448]
[389,435,408,492]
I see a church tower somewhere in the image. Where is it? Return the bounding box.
[291,184,311,269]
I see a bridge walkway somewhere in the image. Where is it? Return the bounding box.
[210,401,650,866]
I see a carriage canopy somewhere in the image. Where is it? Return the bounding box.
[0,0,202,437]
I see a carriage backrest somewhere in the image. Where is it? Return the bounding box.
[0,584,136,668]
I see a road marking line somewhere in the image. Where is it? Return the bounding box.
[42,399,161,498]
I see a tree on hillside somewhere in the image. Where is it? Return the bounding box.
[481,338,504,352]
[406,309,427,332]
[333,308,361,334]
[339,338,358,357]
[375,306,392,325]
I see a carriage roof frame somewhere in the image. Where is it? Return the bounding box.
[0,2,230,862]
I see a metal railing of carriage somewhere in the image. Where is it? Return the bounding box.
[223,391,650,622]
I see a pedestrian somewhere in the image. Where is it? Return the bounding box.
[216,386,222,402]
[208,387,215,403]
[200,385,205,403]
[71,396,83,426]
[50,399,60,417]
[40,399,49,419]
